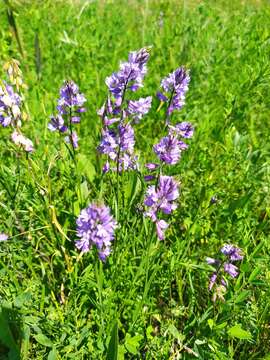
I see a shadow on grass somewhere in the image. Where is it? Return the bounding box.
[0,306,21,360]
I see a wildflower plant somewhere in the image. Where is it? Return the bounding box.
[143,67,194,240]
[0,60,34,152]
[206,244,244,301]
[48,80,86,151]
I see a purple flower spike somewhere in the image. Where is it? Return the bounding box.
[49,80,86,149]
[221,244,243,261]
[76,203,117,261]
[158,66,190,118]
[224,263,239,278]
[105,47,150,99]
[48,115,67,133]
[98,123,136,171]
[57,80,86,114]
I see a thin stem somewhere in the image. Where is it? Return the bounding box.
[165,87,175,127]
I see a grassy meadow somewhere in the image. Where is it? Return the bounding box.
[0,0,270,358]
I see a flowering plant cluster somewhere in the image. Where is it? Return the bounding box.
[48,80,86,149]
[97,48,152,172]
[0,60,34,152]
[0,50,246,303]
[206,244,244,301]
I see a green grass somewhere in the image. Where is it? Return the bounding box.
[0,0,270,358]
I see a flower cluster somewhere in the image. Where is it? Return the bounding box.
[0,81,21,127]
[98,123,137,172]
[0,79,34,152]
[75,203,117,261]
[98,48,152,172]
[48,80,86,149]
[153,122,193,165]
[206,244,244,301]
[144,175,180,240]
[105,47,149,103]
[157,66,190,121]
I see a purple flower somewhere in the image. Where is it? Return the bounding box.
[128,96,152,121]
[144,175,179,221]
[0,82,21,127]
[157,66,190,116]
[221,244,243,261]
[57,80,86,115]
[153,135,182,165]
[98,128,118,160]
[145,163,159,171]
[207,243,243,297]
[0,233,8,241]
[98,123,136,171]
[102,161,110,173]
[144,175,156,182]
[105,48,150,99]
[128,47,150,67]
[224,263,239,278]
[156,91,168,102]
[169,122,194,139]
[206,257,220,266]
[49,80,86,149]
[48,115,67,132]
[117,153,138,172]
[75,203,117,261]
[144,176,178,240]
[119,123,135,154]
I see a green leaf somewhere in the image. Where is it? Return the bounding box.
[207,319,214,330]
[118,345,126,360]
[124,333,143,355]
[77,154,96,182]
[248,267,261,283]
[234,290,251,303]
[34,333,53,347]
[48,347,58,360]
[167,324,185,342]
[228,324,252,340]
[106,322,118,360]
